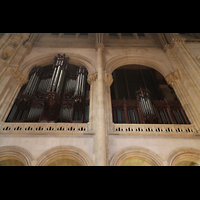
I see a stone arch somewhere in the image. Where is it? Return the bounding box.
[105,54,174,78]
[20,52,95,76]
[167,147,200,166]
[110,146,164,166]
[0,146,34,166]
[196,55,200,63]
[35,145,94,166]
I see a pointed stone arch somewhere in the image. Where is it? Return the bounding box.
[167,147,200,166]
[35,145,94,166]
[0,146,34,166]
[110,146,164,166]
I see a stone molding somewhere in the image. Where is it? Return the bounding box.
[197,55,200,63]
[109,146,164,166]
[35,145,94,166]
[167,147,200,166]
[7,65,29,86]
[87,71,98,85]
[0,146,34,166]
[165,69,181,87]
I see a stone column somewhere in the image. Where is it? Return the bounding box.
[104,72,113,131]
[87,71,98,131]
[165,70,200,131]
[95,42,107,166]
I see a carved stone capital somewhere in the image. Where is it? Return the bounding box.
[87,72,98,85]
[104,72,113,86]
[165,70,181,87]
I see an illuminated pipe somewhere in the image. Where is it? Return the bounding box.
[52,65,61,92]
[75,74,80,95]
[56,68,63,93]
[47,67,57,92]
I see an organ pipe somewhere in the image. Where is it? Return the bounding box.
[23,66,43,96]
[47,54,69,94]
[75,67,87,97]
[136,88,157,123]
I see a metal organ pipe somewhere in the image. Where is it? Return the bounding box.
[145,97,151,114]
[52,65,61,92]
[79,74,83,95]
[56,68,63,94]
[81,74,86,96]
[75,73,80,96]
[29,75,39,96]
[24,73,34,94]
[48,67,57,92]
[24,72,36,95]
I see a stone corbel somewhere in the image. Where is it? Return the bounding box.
[165,70,181,87]
[104,72,113,86]
[87,71,98,85]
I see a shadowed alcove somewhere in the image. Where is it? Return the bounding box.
[110,64,190,124]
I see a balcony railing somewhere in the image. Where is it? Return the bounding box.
[110,123,197,135]
[0,122,92,135]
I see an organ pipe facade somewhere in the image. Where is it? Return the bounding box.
[6,54,89,123]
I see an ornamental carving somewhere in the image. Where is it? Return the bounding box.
[165,70,181,87]
[7,66,29,86]
[87,72,98,85]
[104,72,113,86]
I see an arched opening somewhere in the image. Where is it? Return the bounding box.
[0,146,33,166]
[120,157,151,166]
[175,161,200,166]
[5,54,90,123]
[35,146,93,166]
[47,158,82,166]
[0,159,25,166]
[110,146,164,166]
[110,64,190,124]
[167,148,200,166]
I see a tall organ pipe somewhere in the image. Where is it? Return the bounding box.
[81,74,86,96]
[29,75,39,96]
[47,67,57,92]
[59,70,65,94]
[24,72,36,95]
[52,65,61,92]
[24,73,34,94]
[75,74,80,96]
[79,74,83,95]
[56,69,63,94]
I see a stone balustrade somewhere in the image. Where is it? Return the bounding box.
[0,122,92,135]
[0,122,198,136]
[110,123,198,136]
